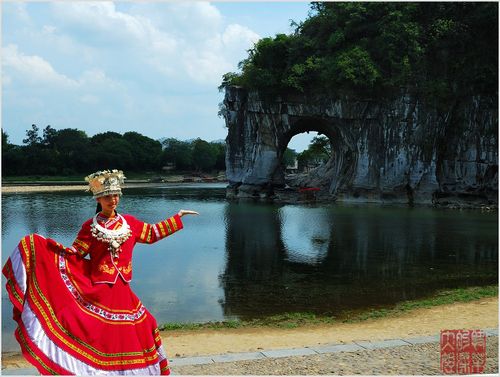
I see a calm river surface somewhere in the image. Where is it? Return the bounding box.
[2,183,498,351]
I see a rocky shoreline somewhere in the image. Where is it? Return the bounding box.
[226,184,498,210]
[2,179,497,210]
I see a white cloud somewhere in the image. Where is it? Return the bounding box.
[10,2,31,23]
[49,2,258,86]
[182,48,233,85]
[79,69,116,88]
[51,2,177,50]
[130,2,223,39]
[42,25,57,35]
[168,2,223,39]
[184,23,259,84]
[222,24,260,48]
[79,94,99,105]
[2,44,78,88]
[2,44,121,93]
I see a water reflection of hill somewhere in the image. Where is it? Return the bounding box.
[2,190,497,325]
[221,203,498,320]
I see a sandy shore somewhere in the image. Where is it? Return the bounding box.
[2,181,227,194]
[2,297,497,369]
[2,185,89,193]
[1,183,162,194]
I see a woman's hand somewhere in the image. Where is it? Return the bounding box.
[177,209,199,217]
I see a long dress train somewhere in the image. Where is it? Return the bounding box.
[3,233,170,375]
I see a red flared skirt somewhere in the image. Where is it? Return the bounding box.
[3,234,170,375]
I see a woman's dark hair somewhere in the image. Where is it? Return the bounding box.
[95,202,102,214]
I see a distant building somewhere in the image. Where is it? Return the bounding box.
[162,163,176,171]
[285,158,298,174]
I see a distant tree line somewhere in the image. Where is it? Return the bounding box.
[2,125,226,177]
[283,136,331,172]
[297,136,331,169]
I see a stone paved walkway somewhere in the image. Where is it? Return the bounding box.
[2,329,498,375]
[176,336,498,375]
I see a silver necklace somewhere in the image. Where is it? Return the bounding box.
[90,214,132,258]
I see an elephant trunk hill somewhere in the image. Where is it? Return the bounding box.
[222,87,498,207]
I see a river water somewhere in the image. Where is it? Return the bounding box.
[2,183,498,351]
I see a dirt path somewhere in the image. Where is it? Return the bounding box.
[4,296,496,370]
[165,296,498,357]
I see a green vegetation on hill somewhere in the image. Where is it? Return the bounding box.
[220,2,498,106]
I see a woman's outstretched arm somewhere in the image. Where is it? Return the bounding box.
[133,210,199,244]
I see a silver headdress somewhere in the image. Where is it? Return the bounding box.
[85,169,126,198]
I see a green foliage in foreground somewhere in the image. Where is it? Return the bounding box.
[159,285,498,331]
[220,2,497,105]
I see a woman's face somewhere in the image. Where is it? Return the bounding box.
[97,194,120,215]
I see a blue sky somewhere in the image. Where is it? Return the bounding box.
[2,1,317,152]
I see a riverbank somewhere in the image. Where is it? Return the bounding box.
[158,285,498,331]
[162,296,498,358]
[3,182,497,210]
[1,181,227,194]
[2,296,497,370]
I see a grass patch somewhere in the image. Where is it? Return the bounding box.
[397,285,498,310]
[333,285,498,323]
[159,285,498,332]
[159,320,244,331]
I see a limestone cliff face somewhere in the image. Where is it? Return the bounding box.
[222,86,498,206]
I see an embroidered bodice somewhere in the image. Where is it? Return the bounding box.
[70,213,183,284]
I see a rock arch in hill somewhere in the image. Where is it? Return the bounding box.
[221,86,498,206]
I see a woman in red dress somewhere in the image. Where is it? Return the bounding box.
[3,170,198,375]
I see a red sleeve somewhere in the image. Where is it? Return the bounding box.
[128,214,184,244]
[71,219,93,257]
